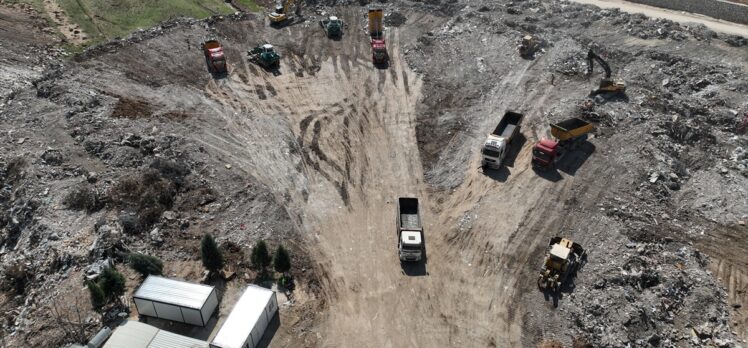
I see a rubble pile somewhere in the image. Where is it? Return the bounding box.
[566,243,738,347]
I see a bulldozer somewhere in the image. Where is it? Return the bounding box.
[587,49,626,96]
[248,44,280,69]
[320,16,343,38]
[268,0,301,25]
[518,35,539,59]
[538,237,586,293]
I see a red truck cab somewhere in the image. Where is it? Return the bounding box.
[371,39,388,64]
[532,138,558,169]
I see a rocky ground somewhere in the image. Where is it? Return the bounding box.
[0,0,747,347]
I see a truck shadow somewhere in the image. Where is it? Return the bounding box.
[401,259,427,276]
[557,141,596,176]
[374,61,390,70]
[482,133,527,182]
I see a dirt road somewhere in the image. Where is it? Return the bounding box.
[568,0,748,36]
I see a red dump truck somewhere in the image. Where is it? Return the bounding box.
[368,9,389,65]
[532,118,594,169]
[201,40,227,74]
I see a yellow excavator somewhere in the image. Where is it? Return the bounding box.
[268,0,301,24]
[538,237,586,293]
[587,49,626,95]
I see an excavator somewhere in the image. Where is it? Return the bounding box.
[268,0,301,25]
[587,49,626,95]
[538,237,586,293]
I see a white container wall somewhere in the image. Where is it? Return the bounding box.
[132,275,219,326]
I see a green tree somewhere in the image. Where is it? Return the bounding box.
[87,280,106,311]
[128,253,163,277]
[251,240,271,273]
[98,266,126,302]
[200,234,224,273]
[273,245,291,274]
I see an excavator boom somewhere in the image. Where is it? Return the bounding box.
[587,49,612,79]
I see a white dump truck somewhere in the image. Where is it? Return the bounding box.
[481,111,524,169]
[397,197,424,262]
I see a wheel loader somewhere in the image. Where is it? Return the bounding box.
[538,237,585,293]
[587,49,626,96]
[248,44,280,69]
[268,0,301,25]
[518,35,539,59]
[320,16,343,38]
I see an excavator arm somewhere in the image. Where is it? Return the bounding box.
[586,49,612,79]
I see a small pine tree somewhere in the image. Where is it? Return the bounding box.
[87,280,106,311]
[273,245,291,275]
[251,240,271,272]
[128,253,163,277]
[200,234,224,273]
[98,266,126,302]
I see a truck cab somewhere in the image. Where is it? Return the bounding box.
[481,135,507,168]
[397,197,424,262]
[371,39,388,64]
[531,138,558,168]
[399,231,423,261]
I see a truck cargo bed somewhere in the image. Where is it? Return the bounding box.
[398,197,421,230]
[550,118,594,141]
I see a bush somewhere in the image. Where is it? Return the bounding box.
[128,253,163,277]
[149,158,190,188]
[273,245,291,274]
[200,234,224,273]
[63,183,101,212]
[98,266,126,302]
[251,240,271,272]
[87,281,106,311]
[110,169,177,232]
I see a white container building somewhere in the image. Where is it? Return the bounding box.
[133,275,219,326]
[209,285,278,348]
[103,320,208,348]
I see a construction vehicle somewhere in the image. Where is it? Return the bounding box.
[532,118,594,170]
[481,111,524,169]
[538,237,586,293]
[320,16,343,38]
[368,9,389,65]
[201,40,227,74]
[397,197,424,262]
[248,44,280,69]
[268,0,300,24]
[518,35,539,59]
[587,49,626,95]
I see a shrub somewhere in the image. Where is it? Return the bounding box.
[98,266,125,302]
[128,253,163,277]
[200,234,224,273]
[87,281,106,311]
[63,183,101,212]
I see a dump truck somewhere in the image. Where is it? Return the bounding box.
[368,9,389,65]
[248,44,280,69]
[481,111,524,169]
[320,16,343,38]
[532,117,594,170]
[397,197,424,262]
[538,237,585,293]
[201,40,227,74]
